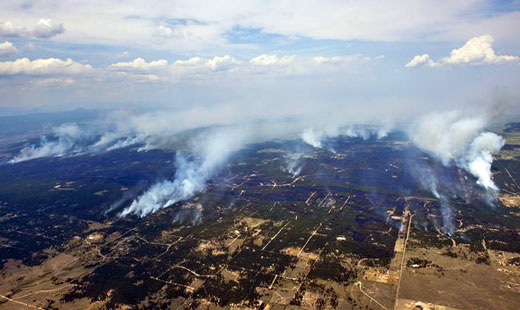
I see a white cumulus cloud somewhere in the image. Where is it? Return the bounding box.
[0,57,92,75]
[173,57,204,67]
[443,34,519,65]
[0,21,28,37]
[173,55,239,72]
[406,35,519,68]
[32,19,65,38]
[0,41,18,57]
[250,54,295,66]
[207,55,239,71]
[0,19,64,38]
[314,54,384,65]
[405,54,440,68]
[110,57,168,71]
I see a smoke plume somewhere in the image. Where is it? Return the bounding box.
[438,195,455,236]
[9,123,86,163]
[118,153,208,217]
[412,163,454,235]
[5,98,513,219]
[282,152,304,177]
[300,124,391,149]
[410,111,504,196]
[119,127,247,217]
[464,132,505,191]
[301,128,324,148]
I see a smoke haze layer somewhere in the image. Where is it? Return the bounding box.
[4,95,516,218]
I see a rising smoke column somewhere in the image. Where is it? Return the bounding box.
[344,125,391,140]
[464,132,505,191]
[9,123,86,163]
[300,124,392,149]
[119,127,247,218]
[300,128,330,148]
[282,152,303,177]
[413,163,454,234]
[8,119,147,163]
[409,110,506,234]
[411,111,505,196]
[438,195,455,235]
[118,152,211,217]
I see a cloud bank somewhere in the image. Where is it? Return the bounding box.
[110,58,168,71]
[250,54,295,66]
[0,19,64,39]
[2,1,519,49]
[0,57,92,75]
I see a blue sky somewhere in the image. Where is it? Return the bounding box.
[0,0,519,118]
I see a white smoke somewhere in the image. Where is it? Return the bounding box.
[8,123,85,163]
[413,164,454,235]
[300,128,329,148]
[106,135,147,151]
[300,124,391,148]
[344,125,391,140]
[118,153,207,217]
[8,117,152,163]
[464,132,505,191]
[415,165,441,198]
[119,127,248,217]
[344,126,371,140]
[282,152,303,177]
[172,203,203,225]
[410,111,504,195]
[411,111,486,164]
[438,195,454,236]
[5,103,510,219]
